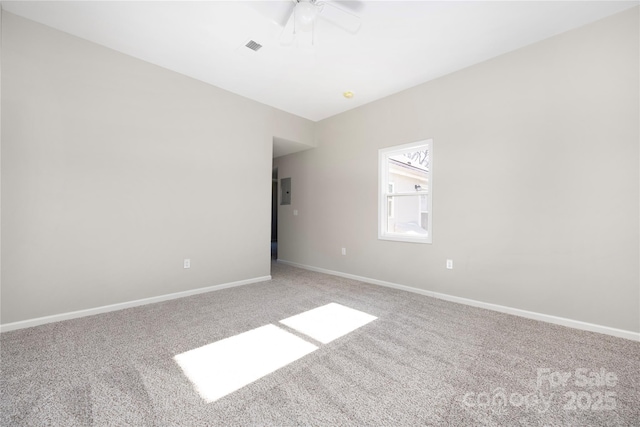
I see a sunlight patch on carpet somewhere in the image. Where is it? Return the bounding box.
[174,324,317,403]
[280,302,377,344]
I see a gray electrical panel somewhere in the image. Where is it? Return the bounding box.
[281,177,291,205]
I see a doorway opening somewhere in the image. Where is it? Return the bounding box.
[271,167,278,260]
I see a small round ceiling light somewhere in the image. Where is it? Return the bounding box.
[343,91,354,99]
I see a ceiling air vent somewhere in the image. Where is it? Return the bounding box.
[245,40,263,52]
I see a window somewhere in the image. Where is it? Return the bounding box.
[378,139,432,243]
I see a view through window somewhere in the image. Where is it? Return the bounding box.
[379,139,433,243]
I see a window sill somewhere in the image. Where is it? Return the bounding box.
[378,234,432,244]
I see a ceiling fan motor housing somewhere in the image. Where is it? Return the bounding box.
[295,1,319,32]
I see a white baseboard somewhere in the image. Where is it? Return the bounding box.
[0,275,272,333]
[277,259,640,342]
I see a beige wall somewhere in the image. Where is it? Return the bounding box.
[275,8,640,332]
[0,13,311,324]
[2,8,638,332]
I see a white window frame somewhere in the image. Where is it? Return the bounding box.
[378,139,433,244]
[387,182,395,219]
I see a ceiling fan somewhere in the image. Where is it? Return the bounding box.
[251,0,362,46]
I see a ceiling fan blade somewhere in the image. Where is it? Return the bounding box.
[329,1,364,14]
[248,1,296,28]
[279,10,296,45]
[318,1,361,34]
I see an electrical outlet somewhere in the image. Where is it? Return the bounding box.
[341,248,346,255]
[293,209,298,216]
[184,259,191,269]
[446,259,453,270]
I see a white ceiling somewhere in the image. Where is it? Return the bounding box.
[2,1,638,122]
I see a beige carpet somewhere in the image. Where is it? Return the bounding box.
[1,262,639,426]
